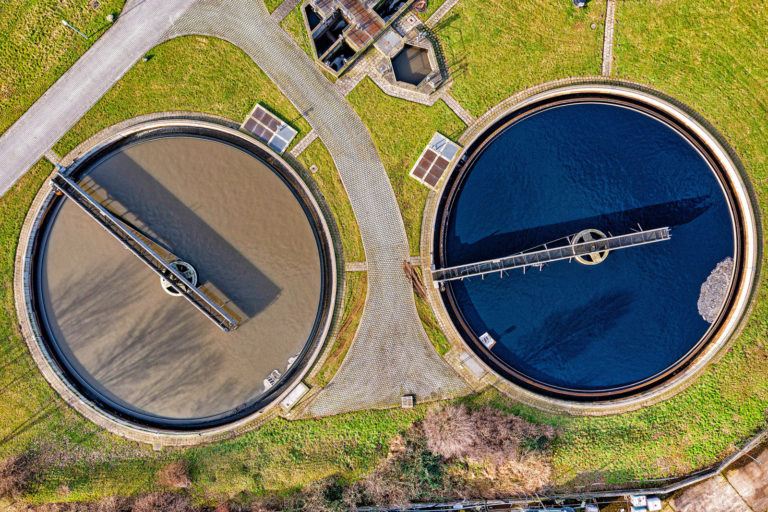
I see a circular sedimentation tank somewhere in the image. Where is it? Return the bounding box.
[431,86,759,402]
[18,121,336,432]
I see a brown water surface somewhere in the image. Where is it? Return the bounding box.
[38,136,323,422]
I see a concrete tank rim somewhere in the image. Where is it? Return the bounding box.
[421,78,762,415]
[14,115,338,444]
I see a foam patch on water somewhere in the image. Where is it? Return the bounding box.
[698,257,734,323]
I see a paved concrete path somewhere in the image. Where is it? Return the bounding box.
[602,0,616,76]
[271,0,302,22]
[0,0,196,198]
[168,0,471,415]
[441,90,475,125]
[426,0,460,28]
[670,445,768,512]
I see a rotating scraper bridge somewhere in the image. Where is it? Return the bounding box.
[51,170,240,332]
[431,227,671,284]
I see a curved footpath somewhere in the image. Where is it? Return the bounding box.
[0,0,469,417]
[167,0,470,415]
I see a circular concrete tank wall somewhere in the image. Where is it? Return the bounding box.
[18,120,337,434]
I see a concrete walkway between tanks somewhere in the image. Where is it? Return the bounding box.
[0,0,469,415]
[0,0,197,198]
[168,0,470,416]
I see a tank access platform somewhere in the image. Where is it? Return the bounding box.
[50,171,240,332]
[432,227,671,285]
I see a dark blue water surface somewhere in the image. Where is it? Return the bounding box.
[444,102,735,391]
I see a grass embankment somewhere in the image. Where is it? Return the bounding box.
[54,36,310,156]
[297,139,365,262]
[437,0,604,116]
[411,267,451,356]
[347,78,466,255]
[0,0,126,136]
[545,0,768,485]
[308,271,367,387]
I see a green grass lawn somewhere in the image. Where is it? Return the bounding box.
[4,0,768,506]
[413,268,450,356]
[298,139,365,262]
[548,0,768,485]
[54,36,310,156]
[263,0,285,14]
[417,0,450,21]
[347,78,466,255]
[0,0,126,136]
[280,7,313,57]
[437,0,605,117]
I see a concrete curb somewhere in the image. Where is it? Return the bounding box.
[14,114,339,446]
[420,77,762,416]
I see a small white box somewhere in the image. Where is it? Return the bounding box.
[280,382,309,411]
[479,332,496,349]
[646,497,662,511]
[630,495,648,507]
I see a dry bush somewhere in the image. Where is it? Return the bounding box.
[250,499,282,512]
[361,470,409,509]
[467,406,555,464]
[463,452,552,497]
[421,405,476,459]
[156,461,191,489]
[422,405,555,463]
[31,505,69,512]
[419,405,557,498]
[0,454,33,499]
[341,482,364,509]
[95,496,132,512]
[131,492,194,512]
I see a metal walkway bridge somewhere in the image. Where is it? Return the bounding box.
[51,172,240,332]
[432,227,671,285]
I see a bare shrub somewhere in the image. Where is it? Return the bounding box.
[419,405,557,497]
[131,492,194,512]
[95,496,132,512]
[31,505,69,512]
[467,406,555,464]
[156,461,191,489]
[250,495,284,512]
[0,454,33,499]
[421,405,476,459]
[341,482,364,509]
[361,470,409,509]
[463,452,552,497]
